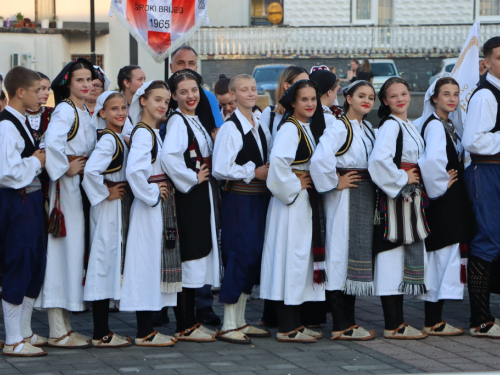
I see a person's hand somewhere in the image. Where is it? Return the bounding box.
[32,149,46,168]
[66,157,86,177]
[197,164,210,184]
[298,173,313,190]
[158,183,169,201]
[211,128,219,142]
[405,168,420,185]
[336,171,360,190]
[447,169,458,189]
[255,163,269,181]
[107,182,126,201]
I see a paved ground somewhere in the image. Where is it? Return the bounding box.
[1,290,500,375]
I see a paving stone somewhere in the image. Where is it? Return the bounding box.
[341,365,394,371]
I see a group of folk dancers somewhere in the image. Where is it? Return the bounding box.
[1,37,500,357]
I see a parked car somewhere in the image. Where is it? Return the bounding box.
[428,58,458,86]
[369,59,400,91]
[252,64,289,95]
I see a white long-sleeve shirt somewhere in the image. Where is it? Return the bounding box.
[463,73,500,155]
[368,115,425,199]
[0,106,41,189]
[213,108,272,183]
[418,114,462,199]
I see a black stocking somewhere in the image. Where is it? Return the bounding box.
[136,311,154,338]
[92,299,110,340]
[344,294,357,327]
[326,290,350,331]
[380,295,404,330]
[274,301,296,333]
[425,300,444,328]
[173,287,196,332]
[468,255,493,328]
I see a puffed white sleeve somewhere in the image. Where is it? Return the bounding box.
[122,117,134,138]
[82,134,115,206]
[462,90,500,155]
[368,119,408,198]
[45,103,74,181]
[212,121,256,183]
[126,128,160,207]
[161,116,199,194]
[267,122,302,205]
[418,120,450,199]
[0,122,41,189]
[310,120,348,193]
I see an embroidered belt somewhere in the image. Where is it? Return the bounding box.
[400,163,422,177]
[104,180,132,193]
[225,179,268,195]
[203,156,212,169]
[292,169,310,176]
[470,153,500,165]
[148,174,172,184]
[67,155,89,176]
[337,168,372,182]
[17,176,42,200]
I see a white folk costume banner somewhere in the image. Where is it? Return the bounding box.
[451,21,481,138]
[110,0,208,63]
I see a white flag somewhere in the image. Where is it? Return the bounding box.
[451,21,481,137]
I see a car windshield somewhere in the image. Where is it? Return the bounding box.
[253,67,285,82]
[371,63,397,77]
[445,64,455,73]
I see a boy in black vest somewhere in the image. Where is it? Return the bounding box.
[213,74,272,344]
[463,36,500,338]
[0,66,47,356]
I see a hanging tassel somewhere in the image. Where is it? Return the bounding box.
[313,269,327,285]
[46,180,67,237]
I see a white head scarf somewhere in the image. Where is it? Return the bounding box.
[128,80,155,126]
[91,91,126,130]
[94,65,111,91]
[414,75,463,136]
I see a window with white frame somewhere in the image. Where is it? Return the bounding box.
[477,0,500,20]
[352,0,377,24]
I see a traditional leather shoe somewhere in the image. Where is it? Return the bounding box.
[47,331,92,349]
[238,324,271,338]
[135,331,176,347]
[92,332,132,348]
[216,329,251,345]
[424,321,464,336]
[3,341,47,357]
[276,329,316,343]
[384,323,427,340]
[175,323,216,342]
[24,333,48,347]
[331,325,375,341]
[299,326,323,339]
[196,306,221,326]
[470,321,500,338]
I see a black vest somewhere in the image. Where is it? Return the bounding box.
[97,129,126,174]
[130,123,158,163]
[420,115,476,251]
[278,117,314,165]
[468,79,500,134]
[0,109,38,157]
[228,112,267,168]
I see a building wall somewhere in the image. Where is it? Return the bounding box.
[207,0,251,27]
[393,0,473,25]
[285,0,351,26]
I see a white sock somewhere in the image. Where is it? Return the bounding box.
[20,297,35,339]
[48,308,68,338]
[221,303,238,332]
[63,309,72,332]
[235,293,248,328]
[3,300,24,352]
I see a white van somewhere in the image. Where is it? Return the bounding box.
[369,59,400,91]
[428,58,458,86]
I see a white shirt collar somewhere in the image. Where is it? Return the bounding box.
[322,104,332,114]
[487,73,500,91]
[235,108,259,135]
[5,106,27,124]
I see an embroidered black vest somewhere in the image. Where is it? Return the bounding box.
[278,117,314,165]
[468,79,500,134]
[61,99,81,142]
[97,129,126,174]
[130,123,158,164]
[335,115,376,156]
[228,112,267,168]
[0,110,37,157]
[420,115,476,251]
